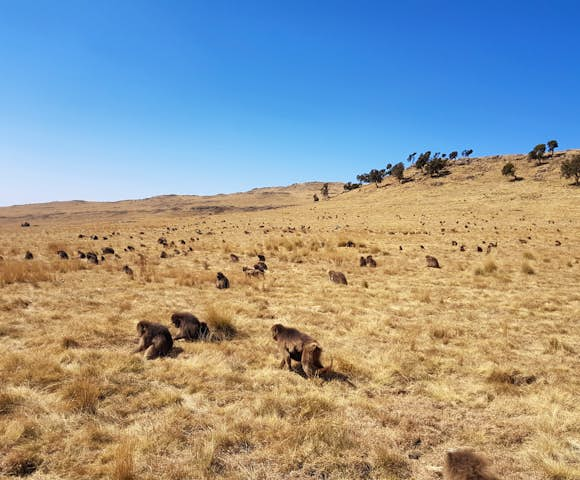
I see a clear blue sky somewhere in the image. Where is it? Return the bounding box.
[1,0,579,206]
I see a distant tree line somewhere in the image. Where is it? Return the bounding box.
[500,139,580,186]
[528,139,558,165]
[337,138,577,195]
[343,147,474,191]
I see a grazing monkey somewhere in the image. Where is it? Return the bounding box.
[328,270,348,285]
[366,255,377,267]
[443,448,499,480]
[216,272,230,289]
[257,254,266,262]
[425,255,440,268]
[270,324,332,378]
[133,321,173,359]
[243,266,264,277]
[359,256,367,267]
[230,253,240,262]
[254,261,268,272]
[171,312,209,341]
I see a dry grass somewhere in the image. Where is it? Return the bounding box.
[205,304,237,341]
[0,259,54,286]
[0,154,579,479]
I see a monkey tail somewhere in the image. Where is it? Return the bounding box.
[317,356,334,377]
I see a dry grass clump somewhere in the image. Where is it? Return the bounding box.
[136,254,160,283]
[521,261,535,274]
[61,376,102,414]
[47,241,68,253]
[0,259,54,286]
[544,337,575,354]
[205,304,237,340]
[430,325,456,343]
[0,389,23,415]
[1,449,42,477]
[371,445,412,478]
[0,352,65,389]
[111,439,136,480]
[487,368,537,390]
[474,259,498,275]
[61,336,80,349]
[174,269,214,287]
[50,258,86,273]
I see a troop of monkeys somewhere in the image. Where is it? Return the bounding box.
[216,252,441,291]
[133,249,495,479]
[133,315,332,379]
[133,318,498,479]
[134,313,210,359]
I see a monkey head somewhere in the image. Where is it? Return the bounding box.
[271,323,284,341]
[136,320,149,336]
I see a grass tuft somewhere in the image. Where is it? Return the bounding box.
[205,304,237,340]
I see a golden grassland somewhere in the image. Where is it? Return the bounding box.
[0,153,579,479]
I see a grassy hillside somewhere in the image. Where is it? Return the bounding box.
[0,153,579,479]
[0,182,344,226]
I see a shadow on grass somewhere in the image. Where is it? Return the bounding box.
[288,364,357,388]
[167,346,184,358]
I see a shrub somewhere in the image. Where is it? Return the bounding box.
[561,154,580,185]
[343,182,361,191]
[390,162,405,180]
[425,157,448,177]
[547,139,558,157]
[368,169,386,185]
[528,143,546,165]
[461,149,473,158]
[415,151,431,169]
[502,162,516,179]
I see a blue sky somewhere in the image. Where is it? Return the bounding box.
[1,0,579,206]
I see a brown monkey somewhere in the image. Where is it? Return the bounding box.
[425,255,440,268]
[243,266,264,277]
[171,312,210,341]
[216,272,230,289]
[254,261,268,272]
[133,321,173,359]
[328,270,348,285]
[359,256,367,267]
[443,448,499,480]
[270,324,332,378]
[366,255,377,267]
